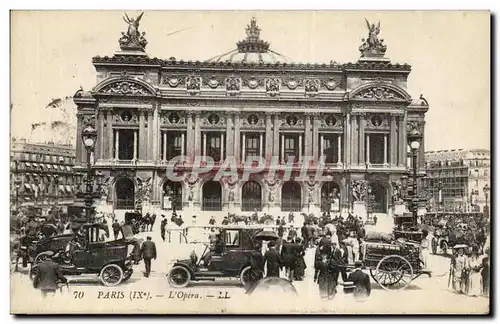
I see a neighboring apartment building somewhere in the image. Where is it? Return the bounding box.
[10,138,76,211]
[424,149,490,212]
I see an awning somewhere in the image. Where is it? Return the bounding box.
[65,185,72,193]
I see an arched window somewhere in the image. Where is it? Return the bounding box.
[202,181,222,211]
[241,181,262,212]
[321,182,341,212]
[163,181,183,211]
[115,177,135,209]
[281,181,301,212]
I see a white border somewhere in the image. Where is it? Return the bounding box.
[2,1,498,324]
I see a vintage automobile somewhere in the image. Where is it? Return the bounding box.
[30,223,141,286]
[166,226,276,288]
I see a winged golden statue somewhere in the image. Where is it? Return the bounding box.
[123,12,144,40]
[365,18,382,48]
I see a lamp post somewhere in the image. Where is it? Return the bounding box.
[81,125,98,223]
[483,184,490,216]
[408,128,422,226]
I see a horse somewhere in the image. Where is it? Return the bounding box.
[258,214,274,225]
[228,213,249,225]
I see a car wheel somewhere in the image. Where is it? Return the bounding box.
[34,252,51,264]
[240,266,252,287]
[100,264,124,287]
[168,266,191,288]
[122,270,133,283]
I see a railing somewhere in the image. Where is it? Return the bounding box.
[281,198,301,212]
[116,199,135,210]
[202,198,222,211]
[241,198,262,212]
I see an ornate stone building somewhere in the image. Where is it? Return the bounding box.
[74,15,429,219]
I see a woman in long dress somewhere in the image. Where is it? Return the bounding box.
[314,244,336,300]
[451,246,469,293]
[466,247,483,297]
[419,230,431,269]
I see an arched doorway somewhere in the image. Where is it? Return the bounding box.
[370,182,387,213]
[281,181,301,212]
[321,182,341,212]
[241,181,262,212]
[115,177,135,209]
[163,181,183,211]
[202,180,222,211]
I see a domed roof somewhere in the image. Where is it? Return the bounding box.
[206,17,290,64]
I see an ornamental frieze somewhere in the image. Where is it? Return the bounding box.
[265,78,280,96]
[161,75,186,87]
[241,113,265,128]
[282,77,303,90]
[319,114,343,128]
[225,77,241,96]
[160,111,187,126]
[78,114,96,127]
[201,113,226,127]
[203,75,224,89]
[365,113,390,130]
[321,78,342,91]
[113,110,138,124]
[243,76,264,89]
[280,114,304,129]
[304,78,320,97]
[186,76,201,94]
[354,86,403,101]
[99,80,152,96]
[407,121,423,134]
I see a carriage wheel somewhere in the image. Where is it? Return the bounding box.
[34,252,51,264]
[240,266,252,287]
[374,255,413,291]
[369,269,379,283]
[99,264,124,286]
[168,266,191,288]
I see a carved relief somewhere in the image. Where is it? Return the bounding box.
[351,180,367,202]
[99,81,152,96]
[225,77,241,96]
[319,114,340,128]
[304,78,320,96]
[265,78,280,96]
[162,75,186,87]
[243,76,264,89]
[241,114,265,128]
[407,121,422,134]
[160,111,187,125]
[186,76,201,95]
[282,77,302,90]
[321,78,341,91]
[281,114,304,129]
[354,86,401,100]
[203,75,224,89]
[78,114,96,127]
[114,110,138,123]
[201,113,225,127]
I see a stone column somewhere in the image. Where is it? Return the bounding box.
[181,132,185,156]
[76,114,83,165]
[203,132,207,156]
[186,113,194,158]
[320,134,324,160]
[225,113,234,158]
[344,114,351,166]
[366,134,370,164]
[273,113,280,158]
[265,112,273,160]
[359,115,366,165]
[194,112,201,156]
[398,116,406,166]
[383,134,388,165]
[107,109,114,160]
[298,134,302,160]
[133,130,138,160]
[114,130,119,160]
[337,134,342,164]
[390,115,397,166]
[234,113,241,163]
[138,110,146,160]
[312,114,319,160]
[162,132,167,161]
[242,133,246,161]
[351,114,358,165]
[259,133,263,158]
[153,104,160,162]
[280,134,285,162]
[97,110,104,160]
[304,114,312,156]
[220,133,224,161]
[147,110,153,160]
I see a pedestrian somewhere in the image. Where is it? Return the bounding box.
[209,216,216,225]
[277,223,285,239]
[292,237,306,281]
[314,243,336,300]
[466,246,483,297]
[112,219,121,241]
[140,236,157,278]
[347,260,371,301]
[160,215,167,242]
[301,222,309,249]
[221,216,229,225]
[32,252,68,298]
[276,216,281,226]
[481,256,489,297]
[150,214,156,231]
[281,237,293,279]
[420,230,431,269]
[245,242,264,294]
[373,215,378,225]
[264,241,282,278]
[451,245,468,293]
[288,224,297,240]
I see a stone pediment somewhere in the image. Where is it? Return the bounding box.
[93,74,157,97]
[348,82,411,103]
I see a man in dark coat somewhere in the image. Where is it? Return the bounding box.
[209,216,216,225]
[288,225,297,240]
[221,216,229,225]
[150,214,157,231]
[33,252,68,297]
[276,216,281,226]
[264,241,282,278]
[277,223,285,238]
[140,236,157,277]
[245,242,264,293]
[301,222,309,248]
[160,216,167,242]
[347,261,371,300]
[112,219,121,241]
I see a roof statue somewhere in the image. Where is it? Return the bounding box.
[359,18,387,59]
[246,17,261,40]
[119,12,148,51]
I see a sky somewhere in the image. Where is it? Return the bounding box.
[10,10,490,151]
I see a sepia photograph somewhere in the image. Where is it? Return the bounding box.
[9,10,491,315]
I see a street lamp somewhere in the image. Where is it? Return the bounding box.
[408,128,422,225]
[81,125,98,223]
[483,183,490,210]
